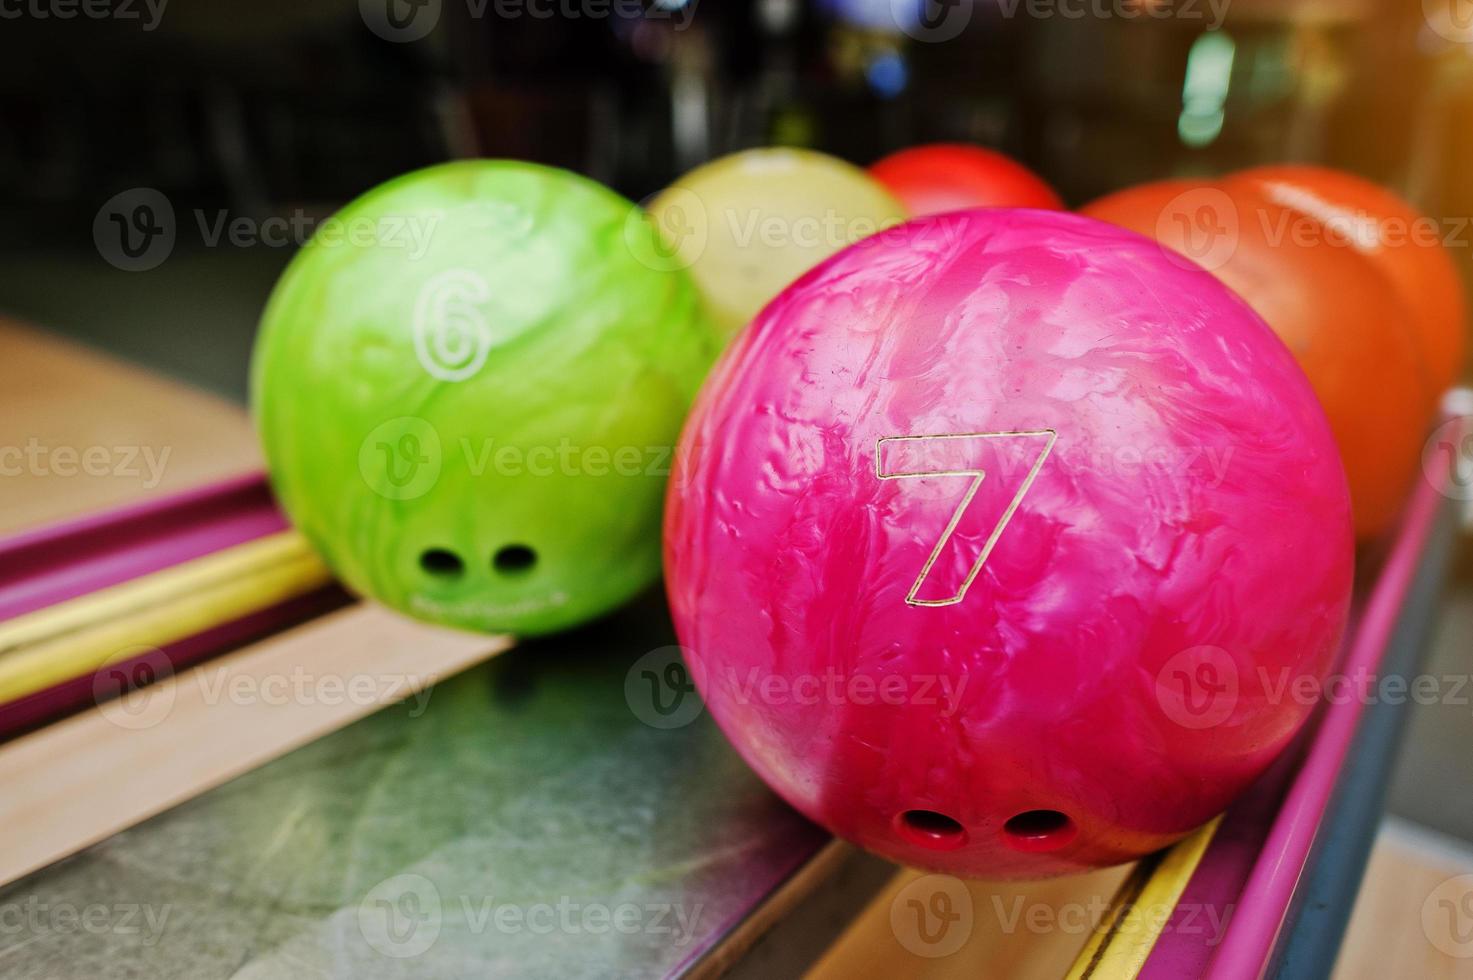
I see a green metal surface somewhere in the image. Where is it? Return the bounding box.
[0,598,827,979]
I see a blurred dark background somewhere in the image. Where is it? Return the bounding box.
[4,1,1473,252]
[0,0,1462,399]
[5,0,1473,227]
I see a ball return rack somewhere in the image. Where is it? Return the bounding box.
[0,398,1465,979]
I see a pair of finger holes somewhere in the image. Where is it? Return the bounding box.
[894,808,1076,853]
[420,545,537,579]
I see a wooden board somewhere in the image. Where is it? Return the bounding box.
[0,603,507,887]
[1333,819,1473,980]
[806,864,1133,979]
[804,818,1473,980]
[0,318,262,534]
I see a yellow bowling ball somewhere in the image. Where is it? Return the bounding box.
[647,148,906,339]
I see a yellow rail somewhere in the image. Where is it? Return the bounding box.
[1067,816,1223,979]
[0,530,333,704]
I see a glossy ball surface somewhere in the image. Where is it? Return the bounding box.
[254,160,721,635]
[1083,178,1434,538]
[869,143,1064,216]
[1230,164,1466,389]
[665,209,1353,877]
[647,148,906,339]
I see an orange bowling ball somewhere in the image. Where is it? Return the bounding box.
[869,143,1064,216]
[1083,178,1434,538]
[1229,164,1466,390]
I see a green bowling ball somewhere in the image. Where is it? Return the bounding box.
[251,160,721,635]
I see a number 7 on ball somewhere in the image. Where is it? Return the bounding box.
[876,430,1057,608]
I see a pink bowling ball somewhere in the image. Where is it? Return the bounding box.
[664,209,1353,878]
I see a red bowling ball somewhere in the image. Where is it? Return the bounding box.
[869,143,1064,216]
[665,209,1353,877]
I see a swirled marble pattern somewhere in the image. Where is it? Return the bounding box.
[665,209,1354,877]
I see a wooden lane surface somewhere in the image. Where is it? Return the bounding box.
[0,324,505,891]
[806,863,1134,979]
[806,817,1473,980]
[7,320,1472,977]
[0,318,262,535]
[0,603,508,887]
[1333,819,1473,980]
